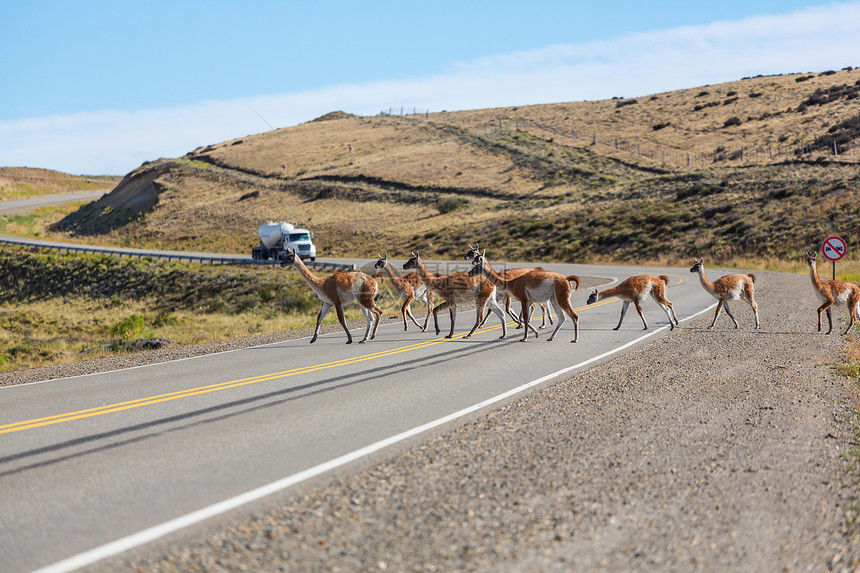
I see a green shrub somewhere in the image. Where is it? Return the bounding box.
[110,314,152,341]
[437,197,471,214]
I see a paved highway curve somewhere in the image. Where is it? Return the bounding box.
[0,195,717,572]
[0,260,718,573]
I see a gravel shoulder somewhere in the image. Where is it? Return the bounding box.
[20,270,860,572]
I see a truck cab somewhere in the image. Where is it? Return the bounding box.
[286,228,316,261]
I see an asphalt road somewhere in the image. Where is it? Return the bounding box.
[0,259,719,573]
[0,194,718,572]
[0,192,106,214]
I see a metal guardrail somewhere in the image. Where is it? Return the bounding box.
[0,236,356,271]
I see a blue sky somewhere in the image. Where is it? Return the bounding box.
[2,1,859,175]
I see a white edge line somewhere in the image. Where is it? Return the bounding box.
[31,303,717,573]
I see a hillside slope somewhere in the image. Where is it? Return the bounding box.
[50,68,860,264]
[0,167,120,200]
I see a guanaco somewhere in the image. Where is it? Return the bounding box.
[689,258,759,329]
[281,248,382,344]
[469,251,581,342]
[804,251,860,335]
[403,251,507,339]
[586,275,679,330]
[374,253,434,331]
[463,243,552,329]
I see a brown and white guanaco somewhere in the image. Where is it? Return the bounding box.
[403,251,507,339]
[586,275,679,330]
[281,248,382,344]
[463,243,552,329]
[374,253,434,331]
[469,251,581,342]
[689,258,760,329]
[804,251,860,335]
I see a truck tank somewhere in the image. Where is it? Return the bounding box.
[258,222,294,249]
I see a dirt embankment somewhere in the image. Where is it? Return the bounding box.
[71,269,860,573]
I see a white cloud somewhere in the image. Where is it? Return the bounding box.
[3,2,859,175]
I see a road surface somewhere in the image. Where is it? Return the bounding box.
[0,259,718,573]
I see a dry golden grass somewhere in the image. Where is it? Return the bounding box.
[14,68,860,266]
[440,68,860,166]
[0,295,363,372]
[0,167,120,200]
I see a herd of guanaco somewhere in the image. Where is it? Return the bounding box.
[278,245,859,344]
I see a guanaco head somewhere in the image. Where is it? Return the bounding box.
[403,251,420,270]
[586,289,599,305]
[689,258,704,273]
[279,248,297,267]
[467,250,486,277]
[804,251,817,267]
[374,253,388,269]
[463,243,481,261]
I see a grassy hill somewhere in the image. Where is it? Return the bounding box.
[0,167,121,200]
[48,67,860,265]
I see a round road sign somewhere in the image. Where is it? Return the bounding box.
[822,235,847,261]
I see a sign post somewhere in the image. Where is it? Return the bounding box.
[821,235,847,280]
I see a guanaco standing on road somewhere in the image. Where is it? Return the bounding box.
[463,243,552,329]
[468,251,581,342]
[804,251,860,335]
[281,248,382,344]
[374,253,434,331]
[403,251,507,339]
[689,258,760,329]
[586,275,679,330]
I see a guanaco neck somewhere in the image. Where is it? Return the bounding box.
[598,285,622,299]
[809,261,824,282]
[478,260,511,290]
[808,260,827,291]
[290,256,325,290]
[412,257,438,287]
[381,260,406,286]
[695,266,716,294]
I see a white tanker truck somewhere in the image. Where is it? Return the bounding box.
[251,221,317,261]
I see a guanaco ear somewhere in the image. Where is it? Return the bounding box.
[591,288,597,294]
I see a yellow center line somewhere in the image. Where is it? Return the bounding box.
[0,293,644,435]
[0,336,458,435]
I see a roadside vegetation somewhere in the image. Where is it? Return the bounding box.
[0,246,327,372]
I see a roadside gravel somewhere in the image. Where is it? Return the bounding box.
[18,270,860,572]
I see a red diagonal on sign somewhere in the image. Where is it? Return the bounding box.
[823,236,846,261]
